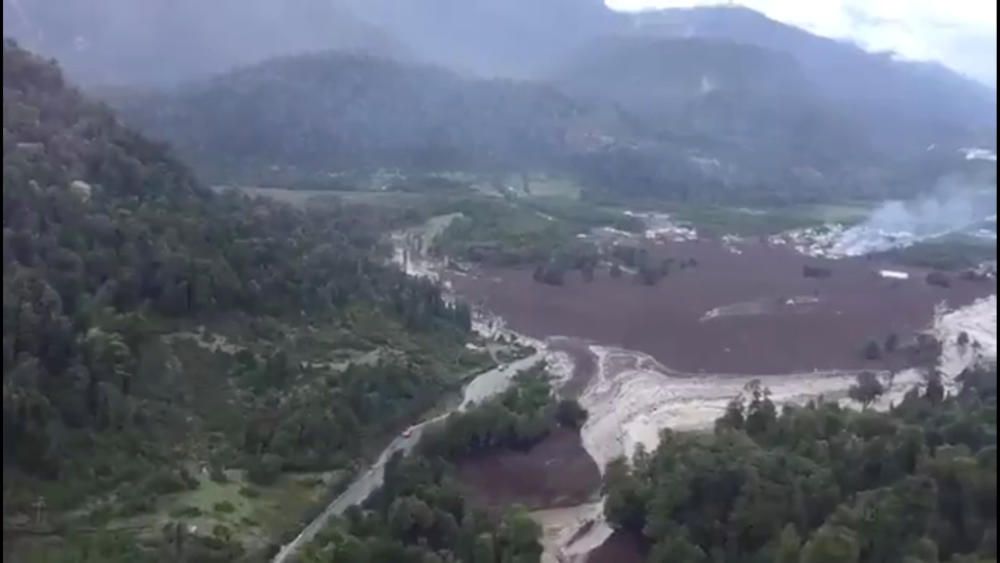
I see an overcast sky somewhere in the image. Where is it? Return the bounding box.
[606,0,998,87]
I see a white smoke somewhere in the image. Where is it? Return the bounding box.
[831,183,997,256]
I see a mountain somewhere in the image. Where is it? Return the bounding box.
[626,6,996,153]
[109,46,979,204]
[1,0,404,86]
[3,41,476,557]
[543,6,996,200]
[33,1,991,202]
[341,0,624,77]
[109,51,629,185]
[1,0,619,85]
[3,0,993,149]
[550,36,868,163]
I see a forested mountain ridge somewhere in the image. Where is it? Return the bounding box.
[110,51,626,185]
[112,43,988,206]
[3,41,479,558]
[8,0,991,203]
[620,6,996,168]
[548,35,879,192]
[340,0,624,77]
[629,6,995,138]
[0,0,620,84]
[5,0,991,167]
[1,0,405,86]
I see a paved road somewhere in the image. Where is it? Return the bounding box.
[271,351,543,563]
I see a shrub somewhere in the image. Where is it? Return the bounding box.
[848,371,885,408]
[213,501,236,514]
[555,399,589,429]
[297,476,325,488]
[925,271,951,288]
[169,505,203,518]
[209,465,228,483]
[238,486,261,499]
[246,454,283,486]
[179,467,199,489]
[863,340,882,361]
[212,524,233,542]
[884,333,899,353]
[145,469,189,495]
[803,265,832,279]
[117,496,153,516]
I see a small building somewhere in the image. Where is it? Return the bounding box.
[878,270,910,280]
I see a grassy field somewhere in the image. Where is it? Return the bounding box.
[123,467,347,555]
[5,304,494,560]
[881,235,997,271]
[521,175,583,199]
[217,185,439,209]
[663,202,872,237]
[431,196,612,266]
[224,174,877,242]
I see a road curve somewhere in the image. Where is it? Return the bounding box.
[271,351,544,563]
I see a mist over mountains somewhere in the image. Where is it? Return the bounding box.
[3,5,998,560]
[2,0,618,84]
[5,0,994,202]
[1,0,405,85]
[111,52,606,184]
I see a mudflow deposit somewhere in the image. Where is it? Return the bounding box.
[393,214,998,563]
[447,239,993,374]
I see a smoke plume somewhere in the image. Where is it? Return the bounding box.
[832,179,997,256]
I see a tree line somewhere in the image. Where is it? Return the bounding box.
[420,363,587,459]
[603,367,997,562]
[3,41,470,503]
[302,365,589,563]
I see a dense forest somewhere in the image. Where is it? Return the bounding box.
[110,45,989,206]
[111,51,612,185]
[420,363,587,458]
[2,40,480,558]
[3,4,997,560]
[301,365,585,563]
[603,368,998,563]
[302,451,544,563]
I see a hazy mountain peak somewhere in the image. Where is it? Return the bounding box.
[1,0,406,86]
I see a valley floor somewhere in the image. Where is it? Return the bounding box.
[448,237,994,374]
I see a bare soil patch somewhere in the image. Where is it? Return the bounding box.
[450,240,994,374]
[454,427,600,510]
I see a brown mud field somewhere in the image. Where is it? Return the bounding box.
[450,240,995,374]
[454,427,601,511]
[588,530,647,563]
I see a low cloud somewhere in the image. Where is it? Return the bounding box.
[606,0,998,86]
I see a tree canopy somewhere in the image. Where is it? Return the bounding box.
[3,40,473,532]
[604,365,998,563]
